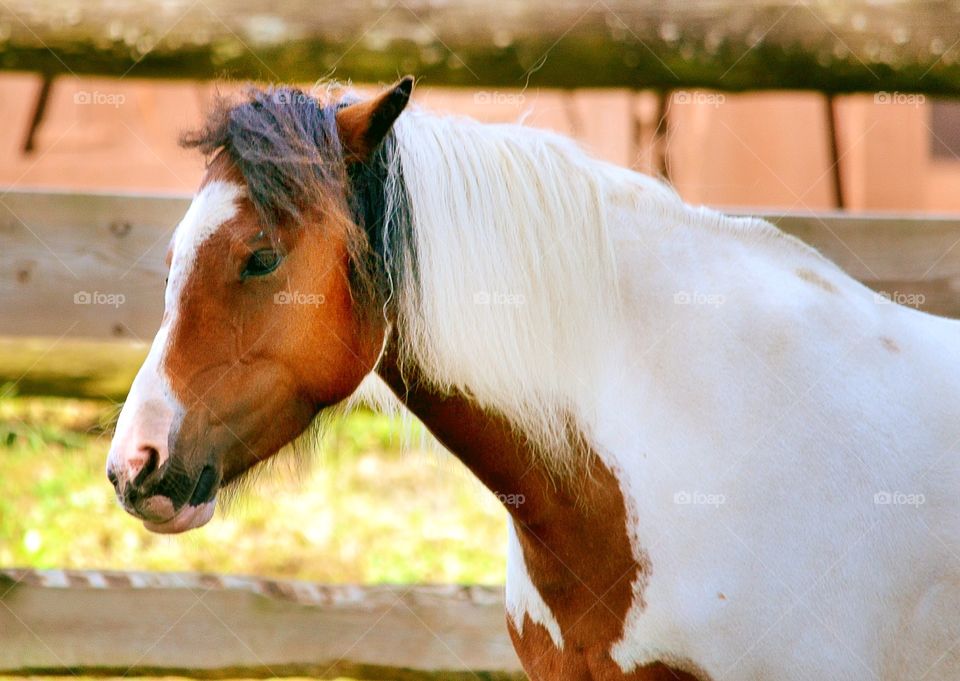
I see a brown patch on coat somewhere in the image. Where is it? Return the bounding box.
[795,267,839,294]
[377,347,710,680]
[880,336,901,354]
[508,615,709,680]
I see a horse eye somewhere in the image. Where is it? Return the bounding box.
[242,248,282,278]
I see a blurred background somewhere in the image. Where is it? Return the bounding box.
[4,1,960,679]
[5,75,960,212]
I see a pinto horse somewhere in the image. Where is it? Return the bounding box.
[108,78,960,680]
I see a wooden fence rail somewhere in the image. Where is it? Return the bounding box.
[2,188,960,399]
[0,569,523,679]
[4,1,960,94]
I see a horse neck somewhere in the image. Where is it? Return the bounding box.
[374,337,644,660]
[373,341,622,530]
[376,343,553,523]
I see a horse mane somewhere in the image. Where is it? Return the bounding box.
[182,84,821,475]
[382,110,825,470]
[383,111,626,469]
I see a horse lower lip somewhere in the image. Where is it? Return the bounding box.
[189,465,217,506]
[143,500,215,534]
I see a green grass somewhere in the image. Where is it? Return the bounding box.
[0,397,508,585]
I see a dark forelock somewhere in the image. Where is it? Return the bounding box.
[181,85,414,314]
[181,87,345,226]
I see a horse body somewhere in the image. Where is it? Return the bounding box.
[107,80,960,680]
[586,193,960,679]
[381,173,960,679]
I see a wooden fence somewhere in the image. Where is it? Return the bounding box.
[0,569,523,679]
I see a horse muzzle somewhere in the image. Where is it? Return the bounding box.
[107,435,221,534]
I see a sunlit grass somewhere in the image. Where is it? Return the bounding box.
[0,397,508,585]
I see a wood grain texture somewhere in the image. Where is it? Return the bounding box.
[0,569,523,679]
[0,189,187,341]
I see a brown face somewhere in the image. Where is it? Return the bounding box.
[106,155,386,532]
[171,157,385,464]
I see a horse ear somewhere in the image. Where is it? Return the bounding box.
[337,76,414,162]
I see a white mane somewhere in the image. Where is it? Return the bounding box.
[380,110,631,462]
[365,106,823,468]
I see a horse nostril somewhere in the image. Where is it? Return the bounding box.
[189,465,218,507]
[133,445,160,488]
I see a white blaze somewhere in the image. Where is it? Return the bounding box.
[108,181,244,477]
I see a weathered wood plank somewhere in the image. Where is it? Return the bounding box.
[669,92,837,210]
[3,1,960,94]
[0,569,523,679]
[0,189,187,341]
[20,77,208,192]
[0,73,44,159]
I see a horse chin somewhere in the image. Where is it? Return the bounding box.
[143,498,216,534]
